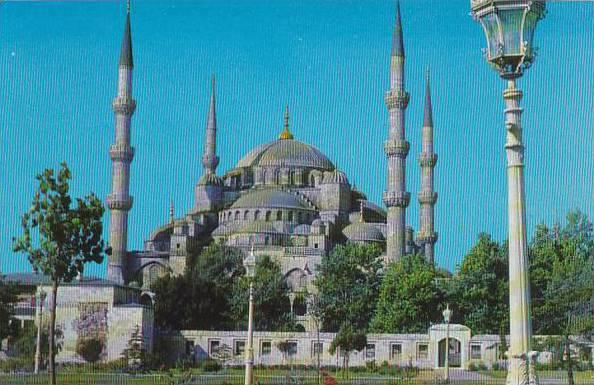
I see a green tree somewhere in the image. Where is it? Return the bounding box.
[152,243,243,330]
[0,276,17,340]
[230,255,294,331]
[450,233,508,335]
[314,243,383,332]
[328,322,367,378]
[530,210,594,335]
[530,211,594,385]
[12,163,108,385]
[370,254,443,333]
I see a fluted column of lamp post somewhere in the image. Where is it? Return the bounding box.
[243,247,256,385]
[470,1,546,385]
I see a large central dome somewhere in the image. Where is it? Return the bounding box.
[235,138,334,170]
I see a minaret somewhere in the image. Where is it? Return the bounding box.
[107,2,136,285]
[201,76,219,175]
[194,77,223,213]
[383,0,410,262]
[417,70,438,264]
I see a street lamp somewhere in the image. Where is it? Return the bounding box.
[34,288,46,374]
[442,304,452,383]
[470,1,546,385]
[243,246,257,385]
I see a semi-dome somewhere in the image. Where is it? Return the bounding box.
[235,139,334,170]
[231,189,314,210]
[237,221,279,234]
[342,222,385,242]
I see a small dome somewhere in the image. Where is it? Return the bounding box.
[197,172,223,186]
[322,169,349,185]
[343,222,385,242]
[235,139,334,170]
[231,189,313,210]
[311,219,324,227]
[212,224,232,237]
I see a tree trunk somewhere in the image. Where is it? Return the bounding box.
[49,279,58,385]
[566,336,574,385]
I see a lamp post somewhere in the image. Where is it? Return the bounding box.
[443,304,452,383]
[34,288,46,374]
[243,246,257,385]
[470,1,546,385]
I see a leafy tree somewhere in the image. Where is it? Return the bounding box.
[12,163,108,385]
[229,255,294,331]
[0,276,17,340]
[370,254,443,333]
[153,243,243,331]
[328,322,367,378]
[530,212,594,385]
[122,325,146,371]
[530,210,594,335]
[449,233,508,335]
[314,243,383,332]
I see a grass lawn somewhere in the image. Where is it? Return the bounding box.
[0,369,591,385]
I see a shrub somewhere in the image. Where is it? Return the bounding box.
[199,359,222,372]
[76,337,104,363]
[0,356,34,373]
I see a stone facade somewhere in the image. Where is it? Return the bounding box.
[162,327,594,370]
[4,273,154,363]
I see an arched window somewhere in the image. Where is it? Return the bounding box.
[276,211,282,221]
[244,210,249,220]
[255,210,261,220]
[297,212,302,224]
[265,236,270,245]
[309,173,316,187]
[235,211,240,221]
[288,211,294,222]
[306,213,311,223]
[265,211,271,221]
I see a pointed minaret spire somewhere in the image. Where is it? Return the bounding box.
[169,200,175,224]
[279,105,294,140]
[392,0,405,57]
[201,75,219,175]
[107,1,137,284]
[383,0,410,262]
[418,68,438,265]
[119,0,133,68]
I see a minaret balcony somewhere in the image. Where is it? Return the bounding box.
[382,191,410,208]
[384,139,410,157]
[418,191,438,204]
[107,194,133,211]
[419,153,438,167]
[112,96,137,115]
[384,89,410,109]
[109,143,135,162]
[416,230,438,244]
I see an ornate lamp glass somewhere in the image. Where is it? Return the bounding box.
[470,0,546,79]
[442,304,452,323]
[243,250,256,278]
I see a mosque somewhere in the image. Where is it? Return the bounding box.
[106,1,439,303]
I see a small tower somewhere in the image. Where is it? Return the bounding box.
[107,3,136,285]
[194,77,223,213]
[417,70,438,264]
[383,0,410,262]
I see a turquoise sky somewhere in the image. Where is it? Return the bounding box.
[1,0,592,277]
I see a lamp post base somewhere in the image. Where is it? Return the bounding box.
[506,352,539,385]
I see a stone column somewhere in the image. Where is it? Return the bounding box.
[503,79,534,385]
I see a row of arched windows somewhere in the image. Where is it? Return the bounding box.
[219,209,314,224]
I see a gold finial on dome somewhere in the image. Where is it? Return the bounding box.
[279,105,294,140]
